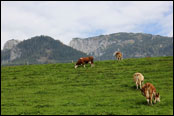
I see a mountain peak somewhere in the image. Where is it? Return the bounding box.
[2,35,87,65]
[3,39,21,50]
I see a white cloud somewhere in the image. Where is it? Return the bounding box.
[1,1,173,50]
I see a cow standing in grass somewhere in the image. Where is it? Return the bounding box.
[140,82,160,105]
[75,56,94,69]
[115,51,123,61]
[133,72,144,89]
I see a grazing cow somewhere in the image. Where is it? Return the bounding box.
[140,83,160,105]
[115,51,123,60]
[133,72,144,89]
[75,56,94,69]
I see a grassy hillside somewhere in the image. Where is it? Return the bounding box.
[1,56,173,115]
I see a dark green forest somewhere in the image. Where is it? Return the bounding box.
[1,35,87,65]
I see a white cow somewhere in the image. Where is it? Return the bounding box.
[133,72,144,89]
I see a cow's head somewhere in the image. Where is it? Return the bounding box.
[89,61,91,64]
[154,93,160,103]
[140,88,145,96]
[74,65,78,69]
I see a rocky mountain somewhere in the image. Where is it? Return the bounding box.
[69,32,173,60]
[1,35,87,65]
[3,39,21,50]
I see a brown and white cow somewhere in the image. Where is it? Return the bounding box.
[74,56,94,68]
[133,72,144,89]
[115,51,123,61]
[140,82,160,105]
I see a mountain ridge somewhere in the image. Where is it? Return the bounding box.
[69,32,173,60]
[1,32,173,65]
[1,35,88,65]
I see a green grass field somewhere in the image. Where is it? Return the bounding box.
[1,56,173,115]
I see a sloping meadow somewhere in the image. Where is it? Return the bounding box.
[1,56,173,115]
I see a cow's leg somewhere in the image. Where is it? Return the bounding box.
[136,81,138,89]
[152,93,156,104]
[83,62,85,68]
[141,81,144,88]
[139,81,142,89]
[150,94,153,105]
[154,95,157,104]
[146,99,150,105]
[81,61,85,68]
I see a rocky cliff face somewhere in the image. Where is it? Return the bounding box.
[3,39,21,50]
[1,39,22,64]
[69,35,117,57]
[69,32,173,60]
[69,33,138,57]
[10,47,22,61]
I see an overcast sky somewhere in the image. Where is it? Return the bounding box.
[1,1,173,50]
